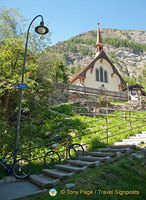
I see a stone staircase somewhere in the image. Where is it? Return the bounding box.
[114,131,146,145]
[29,144,136,189]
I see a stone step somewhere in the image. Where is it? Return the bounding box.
[142,131,146,134]
[135,134,146,137]
[97,148,111,151]
[78,155,111,162]
[55,164,88,173]
[129,136,146,139]
[114,141,142,145]
[98,148,131,153]
[29,174,60,189]
[67,159,100,168]
[107,145,136,149]
[122,138,146,142]
[42,169,74,180]
[87,152,120,157]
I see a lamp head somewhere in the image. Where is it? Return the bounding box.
[35,21,49,35]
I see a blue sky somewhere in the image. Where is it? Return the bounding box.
[0,0,146,45]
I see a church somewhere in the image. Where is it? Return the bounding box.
[69,23,126,93]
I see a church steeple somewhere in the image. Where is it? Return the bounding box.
[95,23,104,56]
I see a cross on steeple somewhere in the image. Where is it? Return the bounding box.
[95,22,104,56]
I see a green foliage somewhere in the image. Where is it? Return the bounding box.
[0,7,50,54]
[0,120,15,157]
[74,65,82,74]
[0,6,26,40]
[97,95,111,107]
[0,101,145,175]
[50,104,73,115]
[0,38,25,120]
[122,71,146,92]
[65,37,96,46]
[89,30,97,37]
[64,53,69,60]
[122,75,137,85]
[140,69,146,91]
[109,52,119,65]
[66,42,77,53]
[38,54,69,83]
[65,36,146,52]
[70,66,75,74]
[0,37,52,122]
[78,47,93,56]
[102,37,146,52]
[0,7,69,158]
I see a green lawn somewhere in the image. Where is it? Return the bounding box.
[110,101,128,105]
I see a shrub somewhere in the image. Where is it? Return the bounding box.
[97,95,111,107]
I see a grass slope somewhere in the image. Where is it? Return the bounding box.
[0,104,145,180]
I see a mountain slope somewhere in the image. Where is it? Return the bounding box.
[49,28,146,80]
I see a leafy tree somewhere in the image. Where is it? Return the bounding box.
[0,6,26,40]
[102,37,146,52]
[38,53,69,83]
[0,6,51,54]
[141,69,146,92]
[0,37,52,122]
[78,47,93,56]
[0,7,70,157]
[0,38,25,121]
[122,72,146,92]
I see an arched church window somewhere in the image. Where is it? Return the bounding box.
[104,70,108,83]
[100,67,103,82]
[96,69,99,81]
[95,66,108,83]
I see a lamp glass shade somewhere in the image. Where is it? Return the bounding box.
[35,25,49,35]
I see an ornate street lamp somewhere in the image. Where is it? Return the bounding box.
[15,15,49,157]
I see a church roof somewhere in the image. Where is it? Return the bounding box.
[69,51,126,85]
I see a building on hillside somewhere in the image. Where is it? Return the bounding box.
[123,83,145,101]
[69,23,126,93]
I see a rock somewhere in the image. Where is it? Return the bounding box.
[82,180,88,184]
[3,176,17,183]
[137,170,142,176]
[144,151,146,159]
[131,153,144,159]
[0,180,4,184]
[66,183,76,189]
[106,173,117,179]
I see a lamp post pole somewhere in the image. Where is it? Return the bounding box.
[14,15,49,157]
